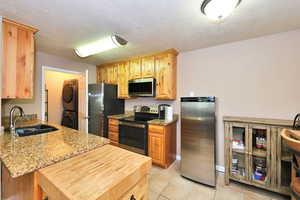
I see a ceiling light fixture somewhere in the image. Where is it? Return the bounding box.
[201,0,241,21]
[74,35,128,58]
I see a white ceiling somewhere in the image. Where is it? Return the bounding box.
[1,0,300,65]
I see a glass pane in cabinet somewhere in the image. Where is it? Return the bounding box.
[232,152,246,177]
[252,156,268,183]
[281,138,292,161]
[252,129,267,152]
[281,161,291,187]
[232,127,246,151]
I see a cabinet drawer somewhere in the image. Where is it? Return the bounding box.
[121,176,148,200]
[109,125,119,132]
[109,119,119,126]
[149,125,164,133]
[109,131,119,142]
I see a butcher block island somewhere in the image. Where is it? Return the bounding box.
[0,121,152,200]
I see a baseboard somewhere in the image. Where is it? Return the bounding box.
[175,155,225,173]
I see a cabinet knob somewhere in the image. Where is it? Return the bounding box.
[130,195,136,200]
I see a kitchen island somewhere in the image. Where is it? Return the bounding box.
[0,121,151,200]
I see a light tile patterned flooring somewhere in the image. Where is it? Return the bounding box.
[149,161,289,200]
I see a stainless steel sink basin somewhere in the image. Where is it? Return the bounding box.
[15,124,58,137]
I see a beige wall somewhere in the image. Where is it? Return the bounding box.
[177,29,300,167]
[45,70,80,125]
[2,51,96,119]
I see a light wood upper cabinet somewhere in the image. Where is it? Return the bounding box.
[155,53,177,100]
[2,18,38,99]
[141,56,155,78]
[96,49,178,100]
[129,59,142,80]
[117,62,130,99]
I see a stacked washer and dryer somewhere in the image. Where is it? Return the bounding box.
[61,79,78,130]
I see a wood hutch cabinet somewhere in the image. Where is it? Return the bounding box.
[224,116,293,195]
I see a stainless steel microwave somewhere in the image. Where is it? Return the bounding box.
[128,78,156,97]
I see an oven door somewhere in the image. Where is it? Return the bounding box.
[119,121,148,155]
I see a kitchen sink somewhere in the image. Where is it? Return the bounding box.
[15,124,58,137]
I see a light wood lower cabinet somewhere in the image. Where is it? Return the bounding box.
[121,176,148,200]
[148,122,177,168]
[2,18,38,99]
[108,119,119,147]
[224,118,293,195]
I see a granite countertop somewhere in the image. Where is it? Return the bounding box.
[0,120,110,178]
[108,113,178,126]
[148,114,178,126]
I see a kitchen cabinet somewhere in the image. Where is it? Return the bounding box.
[141,56,155,78]
[148,122,177,168]
[2,18,38,99]
[108,119,119,146]
[96,49,178,100]
[117,62,130,99]
[224,116,293,195]
[129,58,142,80]
[155,53,177,100]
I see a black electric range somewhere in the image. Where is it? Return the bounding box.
[118,109,159,155]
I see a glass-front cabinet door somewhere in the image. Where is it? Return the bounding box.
[229,123,249,181]
[277,127,292,193]
[249,125,271,186]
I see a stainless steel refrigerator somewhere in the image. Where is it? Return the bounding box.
[88,83,124,137]
[180,97,216,186]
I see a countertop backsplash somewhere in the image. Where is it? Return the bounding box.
[1,114,38,129]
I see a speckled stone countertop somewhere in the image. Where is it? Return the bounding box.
[148,114,178,126]
[107,113,133,120]
[108,113,178,126]
[0,120,110,178]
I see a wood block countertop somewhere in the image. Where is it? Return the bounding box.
[0,121,110,178]
[37,145,152,200]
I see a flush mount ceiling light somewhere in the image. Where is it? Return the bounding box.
[74,35,127,58]
[201,0,241,21]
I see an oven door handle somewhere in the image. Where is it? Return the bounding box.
[119,121,146,128]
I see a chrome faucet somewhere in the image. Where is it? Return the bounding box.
[9,106,25,133]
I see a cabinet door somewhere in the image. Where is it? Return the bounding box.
[141,56,155,78]
[129,59,141,80]
[276,127,292,194]
[148,132,165,166]
[155,53,176,100]
[97,66,107,83]
[113,64,118,85]
[248,125,271,186]
[229,123,249,181]
[117,62,130,99]
[2,21,35,99]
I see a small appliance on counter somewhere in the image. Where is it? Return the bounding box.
[158,104,172,120]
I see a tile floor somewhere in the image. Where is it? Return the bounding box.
[149,161,289,200]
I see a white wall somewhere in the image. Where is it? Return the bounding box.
[177,29,300,167]
[2,51,96,119]
[125,98,176,112]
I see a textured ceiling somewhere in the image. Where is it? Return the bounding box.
[1,0,300,65]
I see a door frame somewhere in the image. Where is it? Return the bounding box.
[41,66,89,133]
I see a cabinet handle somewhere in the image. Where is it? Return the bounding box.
[130,195,136,200]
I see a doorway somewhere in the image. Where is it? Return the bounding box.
[41,66,89,133]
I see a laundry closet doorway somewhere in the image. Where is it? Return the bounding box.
[41,66,88,133]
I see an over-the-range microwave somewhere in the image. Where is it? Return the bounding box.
[128,78,156,97]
